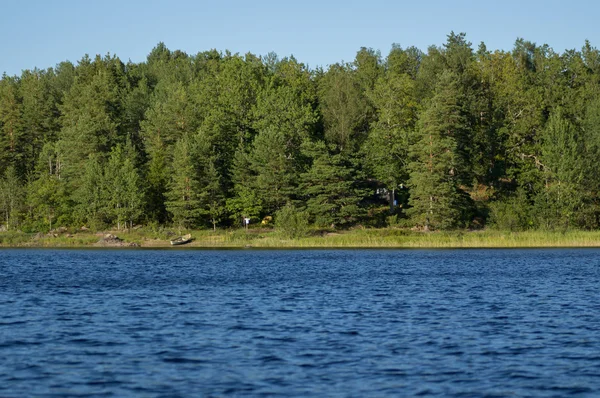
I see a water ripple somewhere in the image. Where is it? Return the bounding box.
[0,248,599,396]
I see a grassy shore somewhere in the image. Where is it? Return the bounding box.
[3,227,600,248]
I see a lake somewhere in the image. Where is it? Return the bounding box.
[1,248,599,397]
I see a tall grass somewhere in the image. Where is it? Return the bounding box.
[3,227,600,248]
[213,229,600,248]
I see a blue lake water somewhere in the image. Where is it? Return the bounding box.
[1,248,599,397]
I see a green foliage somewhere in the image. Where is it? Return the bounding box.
[318,64,368,152]
[534,109,584,229]
[226,185,263,226]
[407,70,472,230]
[4,36,600,233]
[165,138,204,230]
[26,172,69,231]
[57,58,122,184]
[363,69,417,191]
[145,133,169,223]
[488,189,532,231]
[0,166,24,230]
[104,143,144,229]
[247,126,301,214]
[0,77,23,173]
[300,141,370,228]
[228,145,264,224]
[74,155,106,227]
[204,158,226,230]
[275,204,310,239]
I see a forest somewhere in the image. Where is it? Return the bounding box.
[2,32,600,233]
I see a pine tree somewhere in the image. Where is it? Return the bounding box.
[140,80,194,148]
[145,133,169,223]
[252,57,317,140]
[0,76,23,173]
[165,138,204,230]
[19,69,61,175]
[407,71,472,230]
[74,155,106,228]
[192,131,226,230]
[300,141,370,228]
[104,144,144,230]
[227,145,263,225]
[248,126,300,215]
[0,166,24,230]
[204,158,225,230]
[57,63,120,185]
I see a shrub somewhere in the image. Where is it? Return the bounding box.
[488,190,532,231]
[275,204,310,239]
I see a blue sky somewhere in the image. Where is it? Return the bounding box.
[1,0,597,76]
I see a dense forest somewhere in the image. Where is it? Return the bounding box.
[2,33,600,233]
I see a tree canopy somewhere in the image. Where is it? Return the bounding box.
[3,35,600,232]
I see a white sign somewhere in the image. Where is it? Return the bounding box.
[244,218,250,225]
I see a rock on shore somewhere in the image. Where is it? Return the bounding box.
[95,234,140,247]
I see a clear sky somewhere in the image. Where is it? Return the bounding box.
[1,0,598,76]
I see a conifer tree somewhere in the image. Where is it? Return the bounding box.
[74,155,106,228]
[227,144,263,225]
[0,166,24,230]
[0,76,23,173]
[300,141,370,227]
[363,66,417,199]
[104,144,144,230]
[248,126,300,215]
[57,63,120,185]
[204,158,225,230]
[165,138,204,230]
[407,71,472,230]
[19,69,60,174]
[145,133,169,223]
[26,143,69,230]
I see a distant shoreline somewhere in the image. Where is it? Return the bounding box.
[3,229,600,249]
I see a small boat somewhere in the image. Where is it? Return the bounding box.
[170,233,192,246]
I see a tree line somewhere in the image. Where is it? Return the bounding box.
[2,33,600,232]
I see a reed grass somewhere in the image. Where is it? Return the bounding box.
[3,227,600,248]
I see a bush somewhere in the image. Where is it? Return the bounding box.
[488,190,532,231]
[275,204,310,239]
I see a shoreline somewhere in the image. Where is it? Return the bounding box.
[3,229,600,249]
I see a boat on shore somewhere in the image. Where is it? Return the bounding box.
[170,234,192,246]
